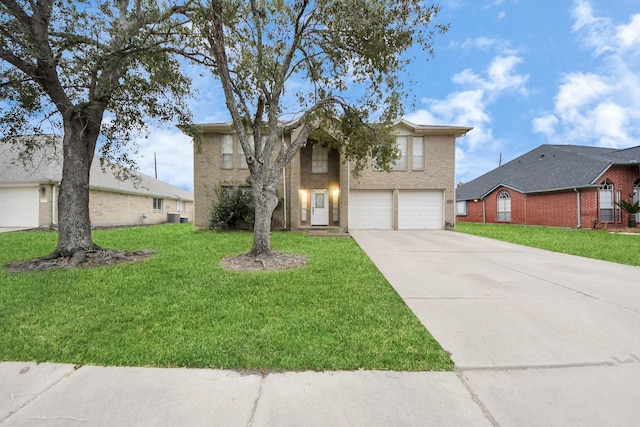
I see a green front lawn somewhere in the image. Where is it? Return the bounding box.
[457,222,640,266]
[0,224,451,371]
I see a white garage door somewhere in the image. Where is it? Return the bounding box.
[349,191,393,230]
[398,190,443,230]
[0,187,40,228]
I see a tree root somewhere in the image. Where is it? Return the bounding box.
[5,248,154,273]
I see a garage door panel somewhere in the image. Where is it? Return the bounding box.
[349,191,393,230]
[398,191,443,230]
[0,187,40,227]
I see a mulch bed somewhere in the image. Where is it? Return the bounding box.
[220,251,308,271]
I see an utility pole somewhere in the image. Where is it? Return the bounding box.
[154,152,158,179]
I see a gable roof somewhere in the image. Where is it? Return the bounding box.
[456,144,640,201]
[0,137,193,201]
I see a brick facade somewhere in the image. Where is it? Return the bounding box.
[457,165,640,229]
[190,121,470,230]
[36,183,194,228]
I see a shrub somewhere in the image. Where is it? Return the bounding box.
[209,185,255,230]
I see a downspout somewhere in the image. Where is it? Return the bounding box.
[575,188,581,228]
[482,198,486,223]
[52,184,57,226]
[282,168,287,230]
[347,160,351,230]
[281,134,287,230]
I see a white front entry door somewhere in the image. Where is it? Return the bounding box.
[311,189,329,226]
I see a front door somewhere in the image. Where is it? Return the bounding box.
[311,189,329,226]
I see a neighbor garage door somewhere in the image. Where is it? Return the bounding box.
[0,187,40,227]
[398,190,443,230]
[349,190,393,230]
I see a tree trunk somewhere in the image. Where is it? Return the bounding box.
[54,115,101,257]
[250,183,279,256]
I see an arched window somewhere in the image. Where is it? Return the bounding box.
[599,180,614,222]
[497,190,511,222]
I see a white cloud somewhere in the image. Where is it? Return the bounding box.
[533,1,640,148]
[407,49,529,181]
[135,128,194,192]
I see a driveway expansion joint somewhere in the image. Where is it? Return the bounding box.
[455,370,500,427]
[455,360,620,372]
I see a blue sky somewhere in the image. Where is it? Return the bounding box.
[137,0,640,192]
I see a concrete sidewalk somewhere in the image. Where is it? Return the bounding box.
[1,363,488,426]
[3,230,640,426]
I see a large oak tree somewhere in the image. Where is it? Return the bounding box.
[0,0,191,263]
[189,0,447,256]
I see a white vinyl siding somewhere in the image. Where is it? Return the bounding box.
[412,137,424,170]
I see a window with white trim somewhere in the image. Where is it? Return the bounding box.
[616,190,621,222]
[177,200,184,213]
[497,190,511,222]
[412,137,424,170]
[392,136,407,170]
[599,180,614,222]
[312,144,328,173]
[221,135,233,169]
[456,200,467,216]
[153,198,163,212]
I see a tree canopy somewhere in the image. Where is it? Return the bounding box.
[0,0,192,261]
[186,0,448,255]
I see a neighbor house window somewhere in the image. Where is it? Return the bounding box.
[616,190,621,222]
[456,200,467,216]
[497,190,511,222]
[393,136,407,170]
[177,200,184,213]
[153,198,163,212]
[312,144,328,173]
[221,135,233,169]
[599,180,614,222]
[412,136,424,170]
[635,181,640,222]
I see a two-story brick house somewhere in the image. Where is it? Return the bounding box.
[456,144,640,229]
[186,120,472,231]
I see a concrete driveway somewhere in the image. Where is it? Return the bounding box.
[351,230,640,426]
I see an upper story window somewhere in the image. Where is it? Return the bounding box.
[312,144,328,173]
[599,180,614,222]
[412,136,424,170]
[221,135,233,169]
[497,190,511,222]
[392,136,407,171]
[238,140,252,169]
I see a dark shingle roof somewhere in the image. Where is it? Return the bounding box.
[456,144,640,201]
[0,137,193,200]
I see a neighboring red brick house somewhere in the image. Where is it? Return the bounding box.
[456,145,640,229]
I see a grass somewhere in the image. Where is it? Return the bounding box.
[0,224,452,371]
[456,222,640,266]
